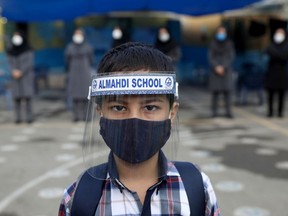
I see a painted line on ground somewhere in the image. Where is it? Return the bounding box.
[0,150,108,212]
[234,107,288,137]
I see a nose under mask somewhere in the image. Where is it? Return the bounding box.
[99,117,171,164]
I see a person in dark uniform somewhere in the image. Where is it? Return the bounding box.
[265,28,288,118]
[208,26,235,118]
[154,27,181,68]
[111,26,131,48]
[65,28,94,122]
[7,30,34,124]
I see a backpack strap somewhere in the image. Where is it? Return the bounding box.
[71,162,205,216]
[174,161,205,216]
[71,163,107,216]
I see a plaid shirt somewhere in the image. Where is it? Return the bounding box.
[58,153,221,216]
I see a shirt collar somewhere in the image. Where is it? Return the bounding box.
[106,151,181,192]
[107,150,170,180]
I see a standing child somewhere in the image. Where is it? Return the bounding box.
[154,27,182,69]
[265,28,288,118]
[208,26,235,118]
[7,30,34,124]
[59,42,220,216]
[65,28,94,122]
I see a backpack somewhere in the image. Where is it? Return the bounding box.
[71,161,205,216]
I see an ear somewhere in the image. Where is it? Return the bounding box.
[96,104,103,116]
[170,102,179,125]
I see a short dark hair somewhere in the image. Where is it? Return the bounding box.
[97,42,174,73]
[96,42,175,108]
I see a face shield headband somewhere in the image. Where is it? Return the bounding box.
[89,72,177,98]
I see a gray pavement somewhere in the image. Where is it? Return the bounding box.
[0,86,288,216]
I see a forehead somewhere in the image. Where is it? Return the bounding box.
[75,29,83,34]
[276,28,285,34]
[159,28,168,34]
[217,27,226,33]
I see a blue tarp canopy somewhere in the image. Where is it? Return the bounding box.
[0,0,261,22]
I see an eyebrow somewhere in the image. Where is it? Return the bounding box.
[142,97,165,104]
[104,95,166,103]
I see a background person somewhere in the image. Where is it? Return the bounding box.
[154,27,182,68]
[264,28,288,118]
[208,26,235,118]
[111,25,131,48]
[65,28,94,122]
[7,30,34,124]
[59,42,220,216]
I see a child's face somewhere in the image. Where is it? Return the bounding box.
[99,94,177,121]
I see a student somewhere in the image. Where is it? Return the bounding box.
[111,25,131,48]
[265,28,288,118]
[208,26,235,118]
[58,42,220,216]
[65,28,94,122]
[154,27,182,68]
[7,30,34,124]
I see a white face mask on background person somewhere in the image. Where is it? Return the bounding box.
[159,33,170,42]
[273,33,286,44]
[73,34,84,44]
[112,28,123,40]
[12,35,23,46]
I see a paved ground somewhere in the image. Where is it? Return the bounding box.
[0,86,288,216]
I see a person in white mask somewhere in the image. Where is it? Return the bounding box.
[65,28,94,122]
[111,25,130,48]
[11,33,23,46]
[154,27,181,68]
[273,28,286,44]
[264,28,288,118]
[112,26,123,40]
[7,30,34,124]
[72,29,85,44]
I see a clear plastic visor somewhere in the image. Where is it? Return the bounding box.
[83,73,179,180]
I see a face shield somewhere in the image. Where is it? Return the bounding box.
[83,72,179,180]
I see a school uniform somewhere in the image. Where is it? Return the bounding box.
[7,44,34,123]
[265,39,288,117]
[65,41,93,121]
[59,152,220,216]
[208,38,235,118]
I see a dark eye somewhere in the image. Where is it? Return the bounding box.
[112,106,126,111]
[145,105,158,111]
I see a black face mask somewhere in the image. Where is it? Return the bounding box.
[99,117,171,164]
